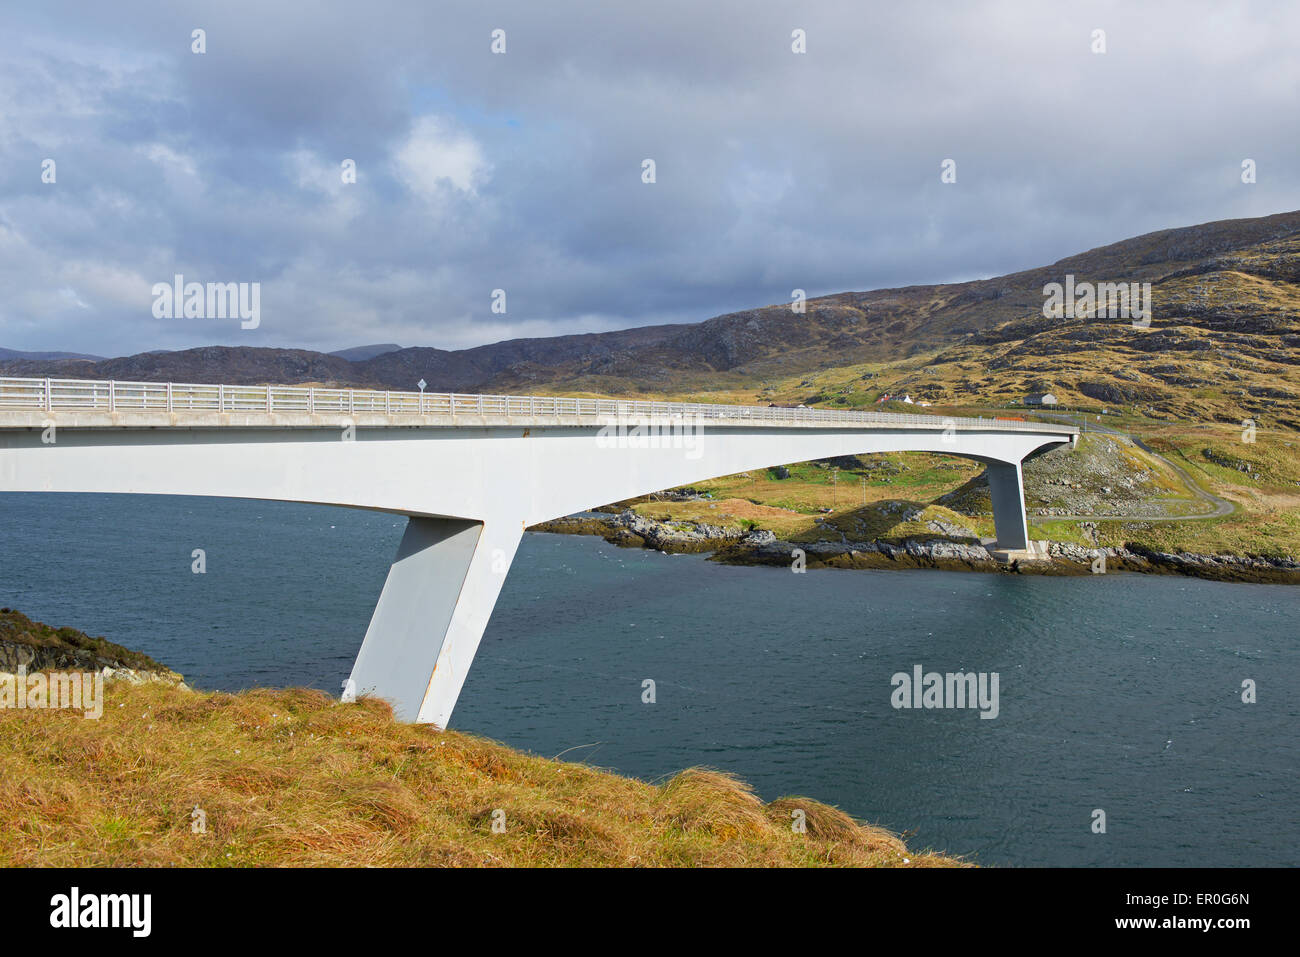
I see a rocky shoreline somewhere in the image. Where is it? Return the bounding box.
[532,511,1300,585]
[0,607,188,686]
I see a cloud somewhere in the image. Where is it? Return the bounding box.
[0,0,1296,358]
[393,116,490,199]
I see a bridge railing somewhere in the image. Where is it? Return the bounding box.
[0,375,1076,434]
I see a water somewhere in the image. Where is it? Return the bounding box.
[2,492,1296,867]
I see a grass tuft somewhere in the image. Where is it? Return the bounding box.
[0,673,963,868]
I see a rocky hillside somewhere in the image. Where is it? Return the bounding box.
[0,607,183,683]
[883,223,1300,429]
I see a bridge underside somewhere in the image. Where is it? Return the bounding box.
[0,420,1071,725]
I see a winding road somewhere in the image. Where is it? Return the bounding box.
[1029,412,1236,522]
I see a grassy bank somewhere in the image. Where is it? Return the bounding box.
[0,614,961,867]
[583,420,1300,568]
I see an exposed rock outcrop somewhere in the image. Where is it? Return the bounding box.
[0,608,186,686]
[532,514,1300,584]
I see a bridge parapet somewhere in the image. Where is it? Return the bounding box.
[0,375,1077,436]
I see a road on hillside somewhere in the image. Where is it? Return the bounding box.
[1028,411,1236,522]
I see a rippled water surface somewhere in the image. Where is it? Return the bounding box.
[2,492,1296,866]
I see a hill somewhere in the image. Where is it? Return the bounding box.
[0,609,959,867]
[328,343,403,362]
[0,348,103,362]
[5,210,1297,432]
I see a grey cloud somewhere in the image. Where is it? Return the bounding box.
[1,0,1297,356]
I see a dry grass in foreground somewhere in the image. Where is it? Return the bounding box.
[0,679,964,867]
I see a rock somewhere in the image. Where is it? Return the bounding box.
[926,518,976,538]
[1203,448,1255,473]
[532,507,1300,585]
[1078,380,1167,404]
[659,486,708,501]
[817,455,863,470]
[608,509,750,552]
[0,608,187,687]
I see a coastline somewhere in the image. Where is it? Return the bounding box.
[532,511,1300,585]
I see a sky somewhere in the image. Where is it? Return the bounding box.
[1,0,1297,358]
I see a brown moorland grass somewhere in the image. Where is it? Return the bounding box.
[0,678,964,868]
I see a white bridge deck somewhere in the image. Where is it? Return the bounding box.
[0,375,1075,434]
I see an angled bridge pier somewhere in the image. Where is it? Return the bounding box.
[0,376,1077,726]
[985,460,1031,551]
[347,516,523,724]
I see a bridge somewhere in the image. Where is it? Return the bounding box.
[0,375,1077,726]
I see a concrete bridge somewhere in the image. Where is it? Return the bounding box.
[0,376,1077,726]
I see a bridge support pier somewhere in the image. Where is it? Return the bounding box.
[345,514,523,726]
[985,460,1030,552]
